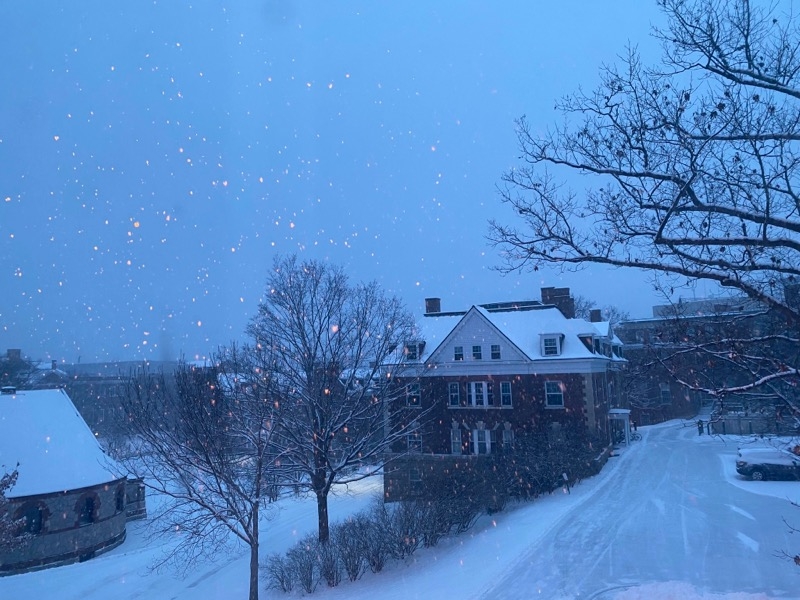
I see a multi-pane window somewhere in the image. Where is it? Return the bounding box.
[545,381,564,408]
[543,336,560,356]
[406,383,421,407]
[472,345,482,360]
[409,468,422,490]
[500,381,512,407]
[404,343,418,361]
[469,382,487,406]
[491,344,501,360]
[660,386,672,405]
[451,429,462,454]
[448,382,460,407]
[407,432,422,453]
[502,428,514,452]
[454,346,464,361]
[473,429,491,454]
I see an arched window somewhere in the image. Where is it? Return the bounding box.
[16,503,46,535]
[78,495,97,525]
[116,485,126,513]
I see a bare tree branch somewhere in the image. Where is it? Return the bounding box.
[489,0,800,407]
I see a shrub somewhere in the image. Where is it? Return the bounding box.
[286,535,319,594]
[383,499,422,559]
[415,500,452,547]
[334,517,368,581]
[362,501,391,573]
[261,553,294,593]
[316,539,342,588]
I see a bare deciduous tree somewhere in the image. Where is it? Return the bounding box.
[0,467,24,554]
[248,255,421,543]
[489,0,800,406]
[114,344,285,600]
[0,352,35,389]
[573,294,630,327]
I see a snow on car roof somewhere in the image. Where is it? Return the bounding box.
[0,388,121,497]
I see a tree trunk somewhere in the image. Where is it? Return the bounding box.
[249,502,259,600]
[316,490,329,543]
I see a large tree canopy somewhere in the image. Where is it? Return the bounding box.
[248,255,420,543]
[490,0,800,400]
[115,345,285,600]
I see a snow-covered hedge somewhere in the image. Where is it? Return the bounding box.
[262,494,484,593]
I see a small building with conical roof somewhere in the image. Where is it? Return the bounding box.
[0,387,129,574]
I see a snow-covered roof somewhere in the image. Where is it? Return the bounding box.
[479,306,600,360]
[414,304,623,363]
[0,388,121,498]
[415,313,464,361]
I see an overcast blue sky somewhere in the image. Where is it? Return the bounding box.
[1,1,675,363]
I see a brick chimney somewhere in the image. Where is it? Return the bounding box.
[541,287,575,319]
[589,309,602,322]
[425,297,441,314]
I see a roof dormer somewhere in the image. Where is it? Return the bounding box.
[540,333,565,357]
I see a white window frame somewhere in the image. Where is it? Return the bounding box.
[545,381,565,408]
[409,467,422,489]
[404,343,418,361]
[448,382,460,407]
[454,346,464,361]
[472,429,491,455]
[469,381,488,406]
[542,335,561,356]
[406,383,421,407]
[500,381,512,407]
[660,385,672,405]
[491,344,501,360]
[407,431,422,453]
[472,345,482,360]
[450,428,462,454]
[502,428,514,451]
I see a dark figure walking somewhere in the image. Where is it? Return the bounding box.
[697,419,704,436]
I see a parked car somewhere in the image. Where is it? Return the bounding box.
[735,448,800,481]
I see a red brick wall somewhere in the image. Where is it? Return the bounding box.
[391,373,587,455]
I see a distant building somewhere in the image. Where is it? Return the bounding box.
[616,294,797,428]
[384,290,624,502]
[62,360,180,439]
[27,360,69,390]
[0,388,137,574]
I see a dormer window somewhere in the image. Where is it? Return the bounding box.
[404,342,424,361]
[541,334,563,356]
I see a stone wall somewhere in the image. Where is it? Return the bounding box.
[1,478,128,574]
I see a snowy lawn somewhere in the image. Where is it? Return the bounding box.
[0,420,794,600]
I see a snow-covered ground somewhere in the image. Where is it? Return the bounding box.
[2,419,798,599]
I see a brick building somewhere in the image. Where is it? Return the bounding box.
[615,295,798,428]
[384,291,624,501]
